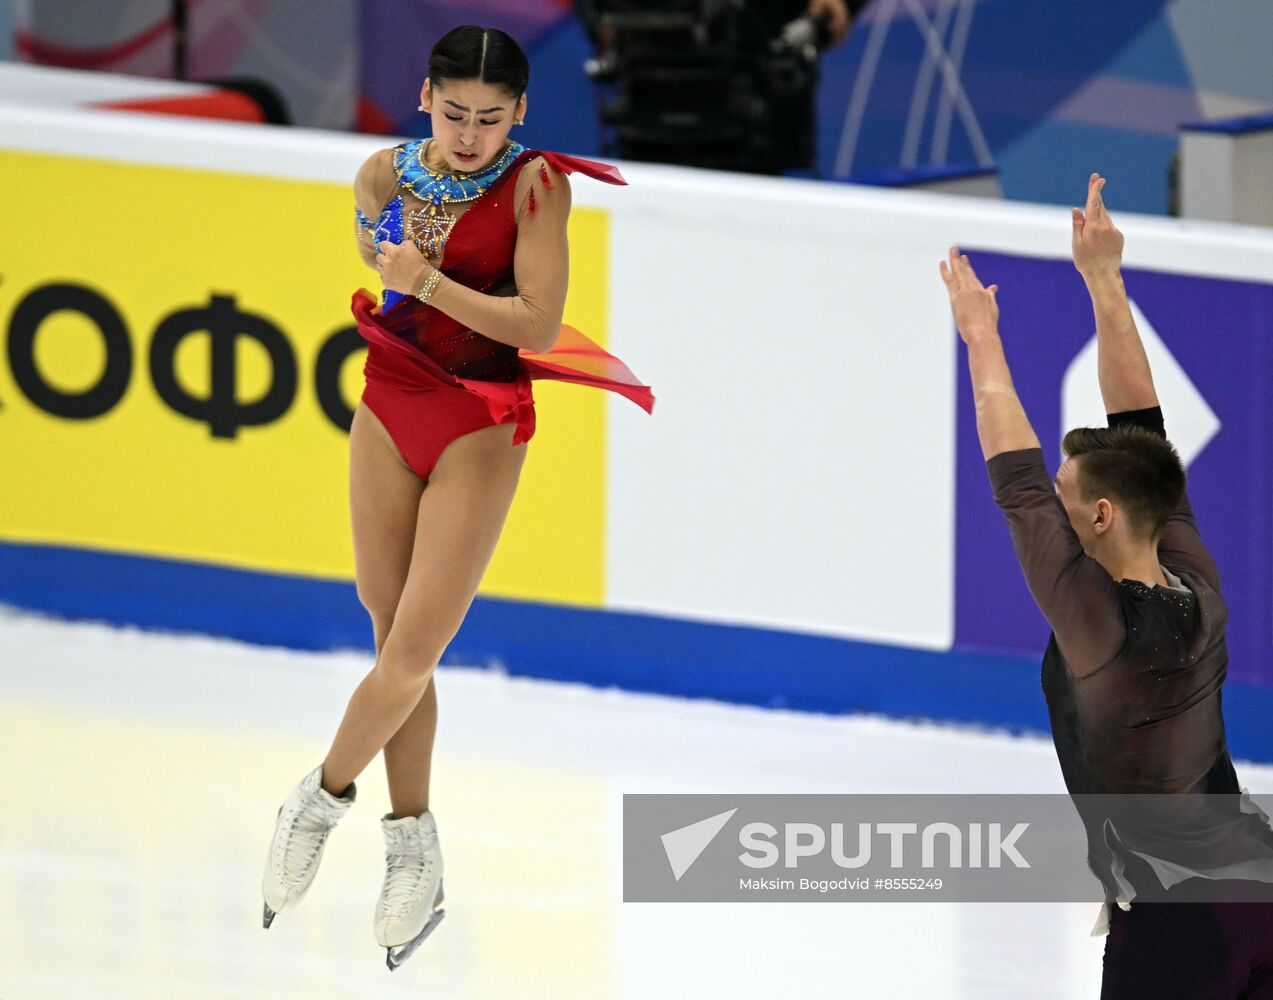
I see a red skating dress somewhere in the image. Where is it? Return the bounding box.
[352,144,653,481]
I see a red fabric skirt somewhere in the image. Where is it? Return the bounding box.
[351,289,653,479]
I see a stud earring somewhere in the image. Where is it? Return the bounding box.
[418,104,424,112]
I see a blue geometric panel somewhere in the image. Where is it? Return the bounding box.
[996,120,1179,214]
[1105,12,1194,88]
[817,0,1170,180]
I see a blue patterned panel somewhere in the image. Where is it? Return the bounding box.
[357,196,407,311]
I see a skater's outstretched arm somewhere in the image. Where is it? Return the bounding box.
[942,246,1122,673]
[940,246,1040,461]
[1072,173,1158,414]
[1073,175,1220,588]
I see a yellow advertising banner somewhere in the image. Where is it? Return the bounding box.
[0,149,606,607]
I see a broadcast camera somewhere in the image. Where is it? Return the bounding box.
[578,0,844,174]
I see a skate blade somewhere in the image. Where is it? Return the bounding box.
[385,908,445,971]
[263,802,283,930]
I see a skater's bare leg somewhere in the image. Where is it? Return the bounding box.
[342,406,440,817]
[334,403,452,817]
[384,679,437,818]
[322,402,422,797]
[321,417,526,796]
[349,403,421,654]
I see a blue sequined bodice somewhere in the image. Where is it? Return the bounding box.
[356,198,408,312]
[394,138,524,205]
[355,197,404,256]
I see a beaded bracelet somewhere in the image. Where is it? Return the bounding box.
[415,267,444,304]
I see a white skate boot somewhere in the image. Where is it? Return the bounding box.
[261,764,356,929]
[375,810,446,971]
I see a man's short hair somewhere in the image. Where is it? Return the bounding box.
[1062,425,1187,539]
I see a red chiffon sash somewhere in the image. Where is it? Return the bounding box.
[351,290,653,444]
[520,325,655,413]
[511,153,651,411]
[536,150,628,187]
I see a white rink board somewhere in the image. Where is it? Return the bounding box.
[601,168,960,647]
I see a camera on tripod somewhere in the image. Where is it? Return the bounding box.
[578,0,833,174]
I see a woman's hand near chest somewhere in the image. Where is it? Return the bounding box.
[376,238,432,296]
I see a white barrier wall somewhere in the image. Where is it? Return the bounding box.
[0,63,215,105]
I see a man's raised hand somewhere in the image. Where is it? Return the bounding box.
[940,246,1000,344]
[1072,172,1124,278]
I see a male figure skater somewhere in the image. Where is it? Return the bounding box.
[941,174,1273,998]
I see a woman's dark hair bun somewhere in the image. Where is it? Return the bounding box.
[429,25,529,99]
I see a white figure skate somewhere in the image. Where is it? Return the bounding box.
[375,810,446,970]
[261,764,356,929]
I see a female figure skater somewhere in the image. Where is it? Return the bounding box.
[260,26,652,970]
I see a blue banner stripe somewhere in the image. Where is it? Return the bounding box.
[3,540,1272,763]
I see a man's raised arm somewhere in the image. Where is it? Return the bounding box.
[940,247,1041,460]
[942,247,1123,670]
[1073,176,1220,586]
[1072,173,1159,414]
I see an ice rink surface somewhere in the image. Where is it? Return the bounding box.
[4,608,1271,999]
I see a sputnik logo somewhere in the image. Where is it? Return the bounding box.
[661,808,738,881]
